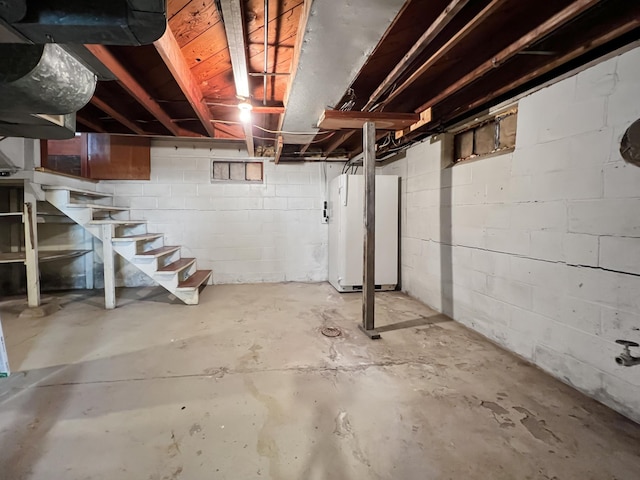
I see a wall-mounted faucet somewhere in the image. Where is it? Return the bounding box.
[615,340,640,367]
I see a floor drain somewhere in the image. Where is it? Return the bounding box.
[321,326,342,337]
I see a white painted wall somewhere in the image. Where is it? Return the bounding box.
[100,139,342,285]
[0,138,27,170]
[381,47,640,423]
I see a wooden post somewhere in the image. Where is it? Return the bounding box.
[23,200,40,307]
[360,121,380,339]
[101,224,116,309]
[85,233,94,290]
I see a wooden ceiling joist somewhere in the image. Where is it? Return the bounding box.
[253,105,286,115]
[154,28,218,138]
[414,0,603,113]
[90,96,146,135]
[381,0,509,107]
[323,131,356,156]
[76,115,106,133]
[318,110,420,130]
[462,17,640,118]
[363,0,471,111]
[274,135,284,164]
[85,44,181,136]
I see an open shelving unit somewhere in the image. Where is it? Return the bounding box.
[1,183,95,306]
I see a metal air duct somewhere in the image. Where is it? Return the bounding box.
[0,43,96,115]
[0,0,167,45]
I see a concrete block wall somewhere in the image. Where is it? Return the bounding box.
[381,47,640,423]
[0,138,26,170]
[100,140,342,285]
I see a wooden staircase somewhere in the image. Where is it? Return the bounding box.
[43,185,211,306]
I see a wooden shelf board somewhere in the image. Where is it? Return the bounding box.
[0,249,90,264]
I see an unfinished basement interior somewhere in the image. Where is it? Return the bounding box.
[0,0,640,478]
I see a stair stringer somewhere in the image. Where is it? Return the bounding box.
[43,188,208,305]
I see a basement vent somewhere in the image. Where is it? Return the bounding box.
[453,109,518,164]
[620,119,640,167]
[211,160,263,183]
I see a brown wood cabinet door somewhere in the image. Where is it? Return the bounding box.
[41,134,88,177]
[87,134,150,180]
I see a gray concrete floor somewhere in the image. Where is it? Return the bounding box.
[0,282,639,480]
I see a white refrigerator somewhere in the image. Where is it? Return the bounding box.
[328,174,399,292]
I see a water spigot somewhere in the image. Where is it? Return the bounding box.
[615,340,640,367]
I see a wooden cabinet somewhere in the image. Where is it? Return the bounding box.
[41,134,150,180]
[87,134,150,180]
[41,134,88,177]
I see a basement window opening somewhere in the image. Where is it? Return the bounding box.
[453,108,518,164]
[211,160,263,183]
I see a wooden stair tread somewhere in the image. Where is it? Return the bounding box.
[157,257,195,273]
[135,246,180,258]
[112,233,163,242]
[177,270,212,290]
[89,219,146,225]
[42,185,112,197]
[68,203,128,211]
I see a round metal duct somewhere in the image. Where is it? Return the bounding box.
[0,43,96,115]
[621,119,640,167]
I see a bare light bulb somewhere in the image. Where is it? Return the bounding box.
[238,101,253,123]
[239,108,252,123]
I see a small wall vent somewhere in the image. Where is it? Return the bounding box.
[620,119,640,167]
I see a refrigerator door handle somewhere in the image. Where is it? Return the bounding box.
[340,174,348,206]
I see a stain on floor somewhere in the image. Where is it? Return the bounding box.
[0,283,639,479]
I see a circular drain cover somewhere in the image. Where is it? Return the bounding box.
[321,326,342,337]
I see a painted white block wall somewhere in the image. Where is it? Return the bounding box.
[381,47,640,423]
[100,140,342,285]
[0,138,27,170]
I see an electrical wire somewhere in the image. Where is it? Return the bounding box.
[206,119,335,138]
[253,125,333,136]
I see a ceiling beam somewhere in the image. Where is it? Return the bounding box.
[462,17,640,117]
[363,0,471,111]
[324,130,356,156]
[219,0,254,156]
[280,1,318,154]
[85,44,181,136]
[382,0,509,107]
[153,28,217,138]
[90,96,147,135]
[284,0,313,108]
[253,105,285,115]
[386,17,640,153]
[274,136,283,164]
[415,0,603,113]
[318,110,419,130]
[76,114,106,133]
